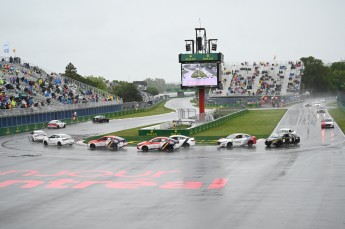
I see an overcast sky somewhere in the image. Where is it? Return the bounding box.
[1,0,344,83]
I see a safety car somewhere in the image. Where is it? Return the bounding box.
[137,137,180,152]
[217,133,257,148]
[43,134,74,146]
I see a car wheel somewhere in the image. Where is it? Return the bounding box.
[57,125,60,129]
[226,142,232,148]
[265,141,272,147]
[247,141,253,147]
[57,142,62,146]
[142,146,149,152]
[107,120,109,123]
[112,144,118,150]
[167,145,174,152]
[183,143,190,148]
[276,141,282,147]
[90,144,96,149]
[63,125,66,128]
[43,141,48,146]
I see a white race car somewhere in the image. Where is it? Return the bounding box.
[137,137,180,152]
[217,133,257,148]
[170,135,195,148]
[47,120,66,129]
[43,134,75,146]
[28,130,47,142]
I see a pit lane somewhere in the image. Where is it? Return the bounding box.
[0,99,345,229]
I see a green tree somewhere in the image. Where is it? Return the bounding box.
[146,86,159,96]
[65,63,82,81]
[85,76,108,91]
[300,56,331,94]
[111,81,142,102]
[145,78,167,93]
[329,61,345,91]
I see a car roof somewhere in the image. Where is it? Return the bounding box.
[33,130,46,133]
[57,134,71,137]
[279,128,293,131]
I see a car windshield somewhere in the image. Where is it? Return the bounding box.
[60,134,71,139]
[269,133,281,138]
[325,119,333,122]
[226,134,238,139]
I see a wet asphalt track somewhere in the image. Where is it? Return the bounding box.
[0,98,345,229]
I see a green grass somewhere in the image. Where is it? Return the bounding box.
[328,108,345,134]
[193,109,287,139]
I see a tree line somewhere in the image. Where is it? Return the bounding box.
[64,56,345,102]
[300,56,345,94]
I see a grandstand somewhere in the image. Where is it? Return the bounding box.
[212,61,303,97]
[207,61,304,107]
[0,56,122,116]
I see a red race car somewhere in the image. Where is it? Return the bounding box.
[88,135,127,150]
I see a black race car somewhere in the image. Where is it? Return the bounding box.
[265,132,300,147]
[92,115,110,123]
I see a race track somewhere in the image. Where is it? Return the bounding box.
[0,98,344,229]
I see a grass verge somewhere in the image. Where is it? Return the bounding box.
[328,108,345,134]
[193,109,287,139]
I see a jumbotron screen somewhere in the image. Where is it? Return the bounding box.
[181,63,219,87]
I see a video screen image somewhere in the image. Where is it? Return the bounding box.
[181,63,218,87]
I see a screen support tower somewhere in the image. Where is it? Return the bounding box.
[182,28,220,120]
